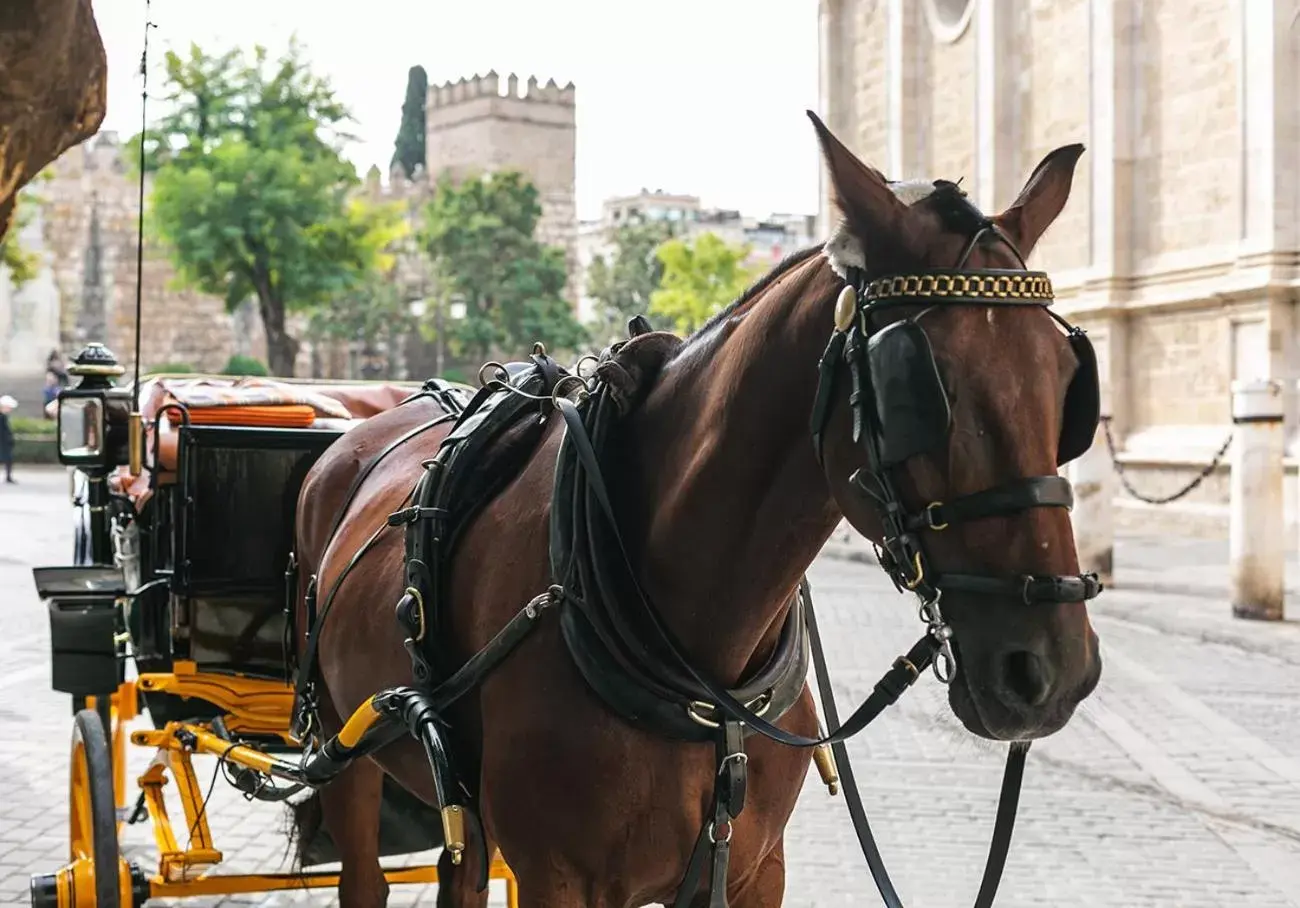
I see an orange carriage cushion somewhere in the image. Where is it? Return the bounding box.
[181,403,319,428]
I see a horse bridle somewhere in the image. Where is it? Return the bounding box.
[808,205,1104,682]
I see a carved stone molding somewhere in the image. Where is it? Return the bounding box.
[921,0,975,44]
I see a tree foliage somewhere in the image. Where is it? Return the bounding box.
[420,169,585,360]
[307,273,411,347]
[135,39,407,376]
[649,233,763,335]
[391,65,428,180]
[585,219,676,344]
[222,354,269,376]
[0,182,45,289]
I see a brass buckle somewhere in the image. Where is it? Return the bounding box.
[902,550,926,590]
[892,656,920,681]
[924,502,949,531]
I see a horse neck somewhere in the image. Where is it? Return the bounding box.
[616,252,843,684]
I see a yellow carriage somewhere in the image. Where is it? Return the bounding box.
[30,343,519,907]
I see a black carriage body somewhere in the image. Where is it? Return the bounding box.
[172,424,341,676]
[126,425,343,729]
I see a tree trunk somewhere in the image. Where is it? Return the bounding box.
[255,288,299,377]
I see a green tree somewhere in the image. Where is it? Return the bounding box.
[307,274,410,350]
[649,232,763,335]
[420,169,585,359]
[0,182,45,289]
[222,354,270,376]
[135,39,406,376]
[585,219,676,344]
[390,65,428,180]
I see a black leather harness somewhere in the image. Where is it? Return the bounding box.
[292,192,1106,906]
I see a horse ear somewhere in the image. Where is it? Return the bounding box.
[993,144,1086,259]
[806,110,920,270]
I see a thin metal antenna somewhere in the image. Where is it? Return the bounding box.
[131,0,156,412]
[127,0,156,477]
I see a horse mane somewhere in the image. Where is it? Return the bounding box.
[672,243,825,357]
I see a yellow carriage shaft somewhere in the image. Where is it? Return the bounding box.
[35,673,520,907]
[132,680,470,863]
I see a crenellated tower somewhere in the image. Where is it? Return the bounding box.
[425,71,578,308]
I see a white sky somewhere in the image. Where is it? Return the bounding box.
[93,0,823,222]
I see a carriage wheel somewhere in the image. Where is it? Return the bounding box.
[64,709,125,907]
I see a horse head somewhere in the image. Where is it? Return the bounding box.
[808,112,1102,743]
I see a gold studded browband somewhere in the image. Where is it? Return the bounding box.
[859,269,1055,307]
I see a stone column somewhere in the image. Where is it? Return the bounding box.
[1239,2,1300,450]
[1068,392,1117,587]
[1229,379,1286,621]
[816,0,841,241]
[1085,0,1140,441]
[974,0,1017,212]
[886,0,928,178]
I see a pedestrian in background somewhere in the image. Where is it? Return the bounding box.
[45,349,68,386]
[0,395,16,484]
[41,371,61,417]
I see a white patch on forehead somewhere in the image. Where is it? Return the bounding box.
[888,179,939,206]
[821,179,939,279]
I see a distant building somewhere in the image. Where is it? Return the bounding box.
[424,72,578,307]
[576,188,816,326]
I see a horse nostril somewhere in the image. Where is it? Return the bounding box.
[1001,650,1054,708]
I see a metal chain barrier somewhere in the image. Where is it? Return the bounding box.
[1100,417,1234,506]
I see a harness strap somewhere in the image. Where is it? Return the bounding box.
[671,720,747,908]
[291,409,461,737]
[803,579,1029,908]
[810,331,847,465]
[907,476,1073,532]
[556,396,937,750]
[936,572,1103,604]
[321,389,465,547]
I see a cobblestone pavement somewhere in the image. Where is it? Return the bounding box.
[3,466,1299,907]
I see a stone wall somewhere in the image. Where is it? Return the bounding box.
[0,130,351,403]
[820,0,1300,538]
[0,132,300,397]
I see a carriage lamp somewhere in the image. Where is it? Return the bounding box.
[57,343,135,469]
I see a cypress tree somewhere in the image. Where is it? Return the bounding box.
[391,65,428,180]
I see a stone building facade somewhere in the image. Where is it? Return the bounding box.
[819,0,1300,537]
[425,72,578,305]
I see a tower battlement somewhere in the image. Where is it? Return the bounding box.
[423,70,578,311]
[428,71,576,109]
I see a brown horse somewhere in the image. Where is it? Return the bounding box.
[290,113,1103,908]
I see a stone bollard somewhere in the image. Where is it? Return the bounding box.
[1067,406,1117,587]
[1229,379,1285,621]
